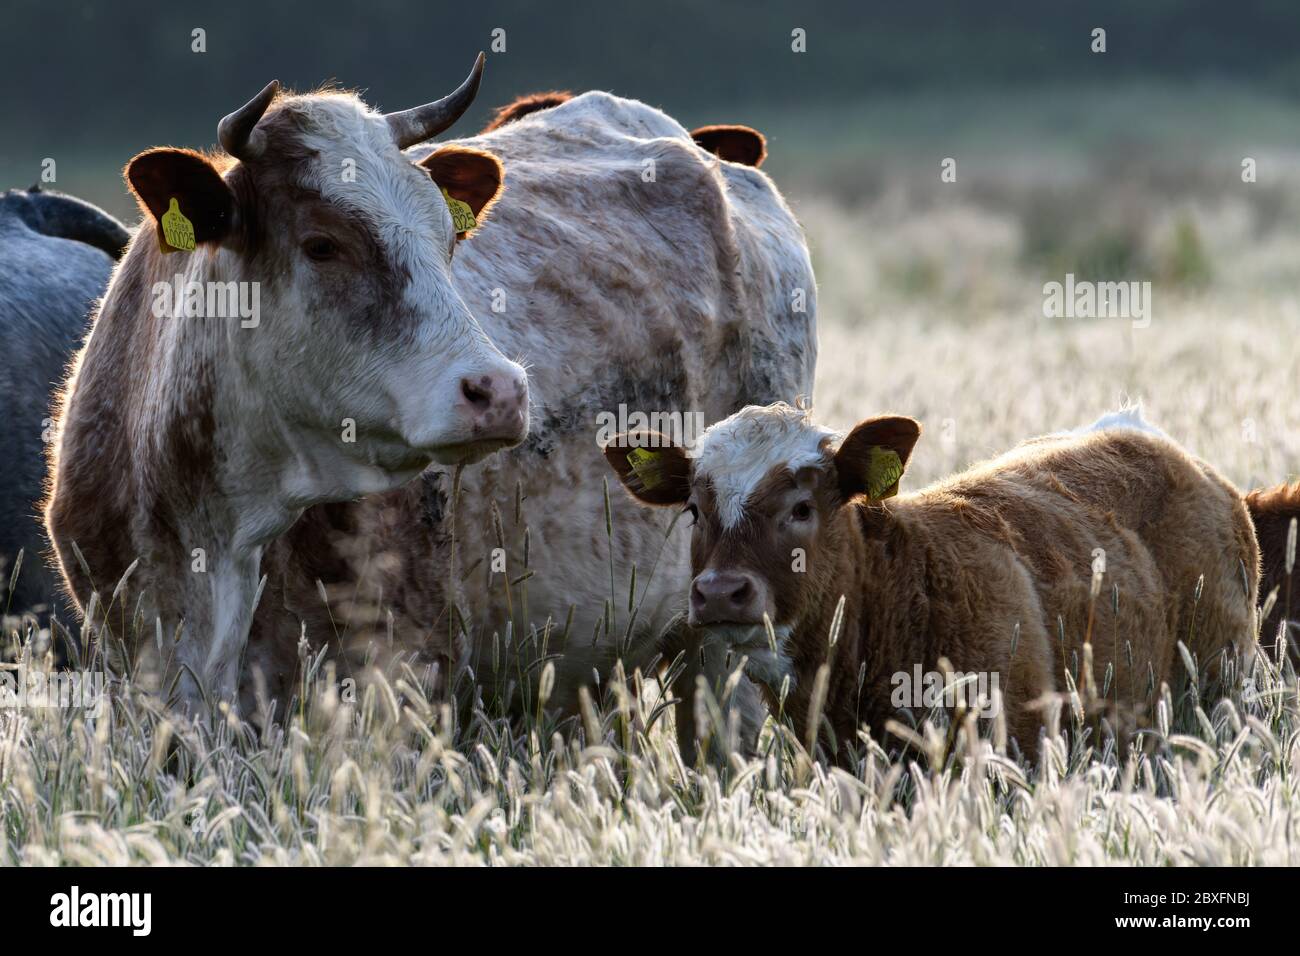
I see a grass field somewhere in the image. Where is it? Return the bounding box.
[4,92,1300,865]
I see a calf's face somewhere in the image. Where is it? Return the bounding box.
[604,405,920,643]
[125,59,528,490]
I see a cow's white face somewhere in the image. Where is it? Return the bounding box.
[239,95,527,476]
[127,70,527,497]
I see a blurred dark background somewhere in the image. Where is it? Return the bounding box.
[4,0,1300,219]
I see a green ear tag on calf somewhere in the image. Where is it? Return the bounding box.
[626,447,663,490]
[159,197,196,253]
[866,446,903,500]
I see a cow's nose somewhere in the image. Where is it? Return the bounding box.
[459,369,528,443]
[689,569,767,626]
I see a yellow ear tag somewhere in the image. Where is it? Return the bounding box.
[159,198,196,253]
[440,187,477,234]
[865,447,903,500]
[626,447,663,490]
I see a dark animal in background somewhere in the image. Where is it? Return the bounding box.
[0,186,129,623]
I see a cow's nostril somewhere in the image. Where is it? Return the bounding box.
[461,377,492,412]
[729,580,753,606]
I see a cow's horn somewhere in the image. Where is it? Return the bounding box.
[219,79,280,160]
[386,52,485,149]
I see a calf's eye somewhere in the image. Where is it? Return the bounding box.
[791,501,813,522]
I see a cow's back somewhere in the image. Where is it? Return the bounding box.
[919,427,1257,708]
[0,207,117,620]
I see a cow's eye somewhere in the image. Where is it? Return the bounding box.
[791,501,813,522]
[303,237,339,262]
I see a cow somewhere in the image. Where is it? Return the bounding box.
[0,187,129,625]
[603,403,1259,760]
[44,55,529,714]
[240,88,816,754]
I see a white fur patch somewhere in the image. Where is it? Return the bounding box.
[692,403,836,528]
[1077,404,1167,438]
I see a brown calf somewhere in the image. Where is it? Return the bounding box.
[605,404,1259,759]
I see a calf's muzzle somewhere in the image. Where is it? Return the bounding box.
[690,568,769,626]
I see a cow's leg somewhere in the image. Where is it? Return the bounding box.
[169,552,262,722]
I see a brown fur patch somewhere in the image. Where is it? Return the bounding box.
[481,91,574,132]
[1246,480,1300,661]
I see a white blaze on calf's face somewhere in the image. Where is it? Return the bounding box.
[691,404,837,528]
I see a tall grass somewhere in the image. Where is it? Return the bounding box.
[5,123,1300,863]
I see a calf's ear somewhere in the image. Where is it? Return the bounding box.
[126,148,236,253]
[602,432,691,506]
[834,416,921,504]
[691,124,767,167]
[420,145,504,236]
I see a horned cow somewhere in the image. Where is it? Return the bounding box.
[605,404,1259,759]
[45,55,528,713]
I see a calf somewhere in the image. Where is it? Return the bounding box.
[45,55,528,714]
[605,404,1259,758]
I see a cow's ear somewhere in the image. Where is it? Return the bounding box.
[833,416,921,504]
[126,148,236,252]
[420,145,503,236]
[691,125,767,167]
[603,432,691,506]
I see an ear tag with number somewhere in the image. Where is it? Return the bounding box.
[865,446,903,500]
[159,197,196,253]
[626,447,663,490]
[440,187,477,234]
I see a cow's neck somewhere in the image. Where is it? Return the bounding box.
[784,502,932,749]
[56,251,308,709]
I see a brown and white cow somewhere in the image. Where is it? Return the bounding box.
[240,90,815,749]
[45,56,528,713]
[605,404,1259,758]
